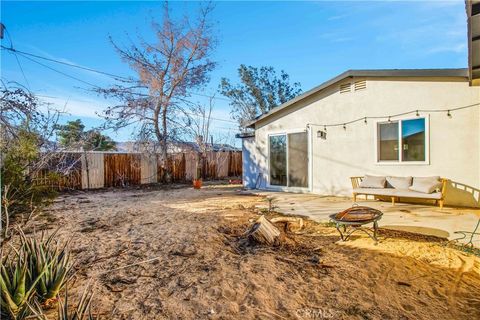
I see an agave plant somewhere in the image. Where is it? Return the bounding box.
[0,251,47,319]
[57,285,96,320]
[20,229,72,306]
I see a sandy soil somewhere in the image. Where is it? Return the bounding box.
[23,184,480,319]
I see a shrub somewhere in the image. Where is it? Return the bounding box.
[1,128,58,239]
[20,230,72,306]
[0,229,72,319]
[57,285,96,320]
[0,250,47,319]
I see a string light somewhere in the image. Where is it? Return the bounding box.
[306,101,479,131]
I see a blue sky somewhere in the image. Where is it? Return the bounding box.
[1,0,468,144]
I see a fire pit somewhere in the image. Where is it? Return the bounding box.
[329,205,383,243]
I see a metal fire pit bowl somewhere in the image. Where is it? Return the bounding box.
[329,205,383,243]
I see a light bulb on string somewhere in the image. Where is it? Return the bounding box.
[343,123,346,130]
[324,125,327,132]
[447,110,452,118]
[416,110,420,117]
[388,116,391,122]
[364,117,367,124]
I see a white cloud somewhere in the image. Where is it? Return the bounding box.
[327,14,349,21]
[427,42,466,54]
[38,94,110,118]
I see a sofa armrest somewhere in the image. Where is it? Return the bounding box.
[350,176,363,189]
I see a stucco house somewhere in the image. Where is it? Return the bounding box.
[239,68,480,207]
[239,1,480,208]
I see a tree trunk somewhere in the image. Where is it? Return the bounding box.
[161,105,172,183]
[153,99,171,183]
[160,141,171,183]
[194,153,202,180]
[246,215,281,245]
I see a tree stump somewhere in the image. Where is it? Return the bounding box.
[270,216,304,233]
[246,215,281,245]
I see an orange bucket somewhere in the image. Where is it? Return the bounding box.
[193,179,202,189]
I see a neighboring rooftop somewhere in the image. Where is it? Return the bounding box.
[247,68,469,128]
[116,141,240,153]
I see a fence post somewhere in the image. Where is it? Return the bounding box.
[81,152,90,190]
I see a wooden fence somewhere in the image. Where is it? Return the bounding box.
[33,151,242,190]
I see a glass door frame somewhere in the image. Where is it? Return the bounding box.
[266,128,311,192]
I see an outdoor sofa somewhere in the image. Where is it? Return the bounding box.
[350,175,448,209]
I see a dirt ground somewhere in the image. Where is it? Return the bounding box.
[23,183,480,319]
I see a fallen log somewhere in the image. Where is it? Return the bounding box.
[270,216,304,233]
[246,215,281,245]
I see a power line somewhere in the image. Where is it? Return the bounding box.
[1,45,233,102]
[3,29,31,90]
[1,45,132,82]
[16,52,101,88]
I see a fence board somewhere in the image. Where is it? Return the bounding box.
[33,153,83,190]
[82,153,104,189]
[33,151,242,189]
[228,152,242,176]
[216,152,230,178]
[141,154,157,184]
[104,153,141,187]
[184,152,196,181]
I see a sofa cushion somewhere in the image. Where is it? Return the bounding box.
[354,188,394,196]
[386,176,412,189]
[359,175,386,188]
[409,176,442,194]
[390,189,442,199]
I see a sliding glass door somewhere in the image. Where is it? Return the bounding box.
[269,135,287,186]
[269,131,308,188]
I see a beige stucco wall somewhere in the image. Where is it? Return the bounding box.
[250,77,480,207]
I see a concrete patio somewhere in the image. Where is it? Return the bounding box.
[254,191,480,245]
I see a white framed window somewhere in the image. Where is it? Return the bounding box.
[375,117,429,164]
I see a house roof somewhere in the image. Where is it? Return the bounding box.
[246,68,468,128]
[235,131,255,139]
[169,141,241,152]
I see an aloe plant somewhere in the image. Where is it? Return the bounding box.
[57,285,96,320]
[0,252,47,319]
[20,230,72,305]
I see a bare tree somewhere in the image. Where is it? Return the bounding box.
[97,2,217,181]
